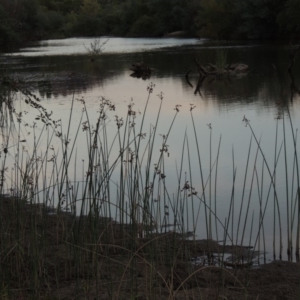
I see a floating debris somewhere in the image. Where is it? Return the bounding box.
[130,63,153,80]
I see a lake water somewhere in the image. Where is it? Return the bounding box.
[2,37,300,263]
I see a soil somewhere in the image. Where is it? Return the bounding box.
[0,196,299,300]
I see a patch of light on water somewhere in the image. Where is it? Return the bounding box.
[9,37,204,57]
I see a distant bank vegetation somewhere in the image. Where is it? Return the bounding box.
[0,0,300,47]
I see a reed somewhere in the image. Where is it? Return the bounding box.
[0,72,299,299]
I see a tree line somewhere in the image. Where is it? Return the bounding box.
[1,0,300,47]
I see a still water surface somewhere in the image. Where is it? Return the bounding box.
[2,37,300,262]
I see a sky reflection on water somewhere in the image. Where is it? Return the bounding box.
[3,38,300,261]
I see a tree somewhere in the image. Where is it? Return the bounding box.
[76,0,103,36]
[238,0,286,39]
[0,0,40,45]
[81,0,101,17]
[277,0,300,37]
[196,0,241,39]
[128,15,158,37]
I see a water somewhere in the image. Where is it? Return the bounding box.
[1,37,300,262]
[12,37,202,56]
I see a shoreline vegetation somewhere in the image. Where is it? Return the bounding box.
[1,49,300,296]
[1,0,300,49]
[0,194,299,299]
[1,4,300,296]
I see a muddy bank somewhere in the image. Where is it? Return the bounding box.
[0,196,299,299]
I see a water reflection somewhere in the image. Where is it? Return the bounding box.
[12,37,203,57]
[3,40,300,110]
[2,39,300,262]
[38,79,52,98]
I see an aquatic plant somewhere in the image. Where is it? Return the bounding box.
[84,37,109,59]
[0,66,300,299]
[215,47,228,72]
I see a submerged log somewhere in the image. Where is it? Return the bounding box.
[130,63,153,80]
[229,63,249,73]
[185,69,193,88]
[130,63,152,74]
[185,59,249,97]
[193,58,249,77]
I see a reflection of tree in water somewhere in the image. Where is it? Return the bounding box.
[183,52,299,112]
[38,80,52,98]
[31,72,101,99]
[5,55,126,99]
[288,44,300,102]
[5,45,300,108]
[49,72,90,99]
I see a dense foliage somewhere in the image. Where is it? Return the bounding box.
[1,0,300,47]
